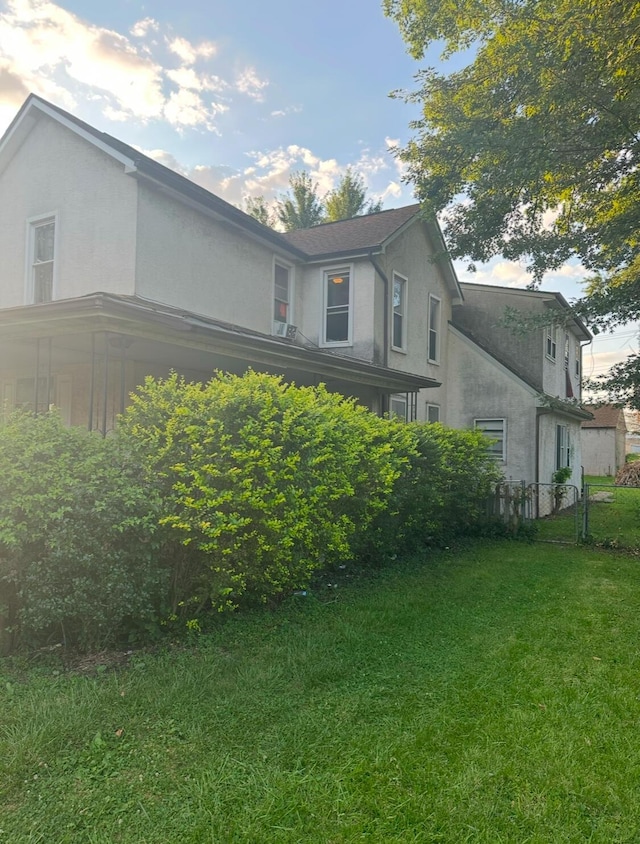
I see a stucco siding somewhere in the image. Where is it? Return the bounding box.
[446,326,538,482]
[134,183,287,334]
[0,114,137,307]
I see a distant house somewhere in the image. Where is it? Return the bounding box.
[625,411,640,456]
[581,406,627,475]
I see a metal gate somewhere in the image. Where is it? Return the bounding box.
[583,483,640,549]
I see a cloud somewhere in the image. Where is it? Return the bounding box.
[167,36,216,65]
[0,0,234,134]
[130,18,159,38]
[236,67,268,101]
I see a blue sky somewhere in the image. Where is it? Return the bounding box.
[0,0,636,384]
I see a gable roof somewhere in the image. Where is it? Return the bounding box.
[0,94,462,297]
[0,94,307,260]
[280,205,421,258]
[458,281,591,341]
[582,405,627,430]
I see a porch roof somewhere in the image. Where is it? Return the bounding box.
[0,293,440,394]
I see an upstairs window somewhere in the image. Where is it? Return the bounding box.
[546,326,557,361]
[428,295,441,363]
[323,268,351,345]
[392,273,407,350]
[564,333,570,371]
[475,418,506,461]
[29,217,56,304]
[274,263,290,325]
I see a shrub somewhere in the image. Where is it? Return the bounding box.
[0,412,167,652]
[119,371,413,614]
[352,422,505,562]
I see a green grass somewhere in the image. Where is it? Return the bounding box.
[3,541,640,842]
[535,476,639,548]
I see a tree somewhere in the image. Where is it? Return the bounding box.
[243,195,273,226]
[325,168,383,222]
[385,0,640,405]
[275,171,326,231]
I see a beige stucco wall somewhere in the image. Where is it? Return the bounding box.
[0,114,137,308]
[446,326,538,482]
[134,183,296,335]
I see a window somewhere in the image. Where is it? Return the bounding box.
[390,394,408,421]
[426,403,440,424]
[392,273,407,350]
[16,376,55,413]
[428,295,441,363]
[323,268,351,344]
[475,418,506,461]
[556,424,571,470]
[575,343,580,379]
[273,263,290,325]
[546,326,557,361]
[29,217,56,303]
[564,333,570,371]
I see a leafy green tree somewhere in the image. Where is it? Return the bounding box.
[325,168,383,222]
[275,170,326,231]
[243,195,273,226]
[385,0,640,405]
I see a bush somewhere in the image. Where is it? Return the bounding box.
[119,371,414,614]
[353,422,504,562]
[0,412,167,652]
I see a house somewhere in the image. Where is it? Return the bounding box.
[581,405,627,476]
[0,94,461,432]
[446,283,592,495]
[0,95,591,495]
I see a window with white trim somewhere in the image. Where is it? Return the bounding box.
[564,333,570,371]
[545,326,557,361]
[274,263,290,324]
[428,295,441,363]
[392,272,407,350]
[426,403,440,424]
[29,217,56,304]
[556,424,571,470]
[475,418,506,461]
[390,393,408,421]
[575,342,580,379]
[323,268,351,345]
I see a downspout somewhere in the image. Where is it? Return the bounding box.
[369,252,390,416]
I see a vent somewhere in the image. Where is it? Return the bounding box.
[273,321,297,340]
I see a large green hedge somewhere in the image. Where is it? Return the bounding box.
[0,412,167,653]
[120,371,415,616]
[0,372,504,651]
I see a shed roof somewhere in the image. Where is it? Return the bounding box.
[582,405,627,430]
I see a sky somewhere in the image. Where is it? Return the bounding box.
[0,0,636,386]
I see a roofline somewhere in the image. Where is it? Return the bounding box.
[1,94,306,261]
[459,280,591,340]
[0,294,440,392]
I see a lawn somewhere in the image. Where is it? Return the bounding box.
[2,540,640,842]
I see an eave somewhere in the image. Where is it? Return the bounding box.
[0,294,440,393]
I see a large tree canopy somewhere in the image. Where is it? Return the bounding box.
[385,0,640,404]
